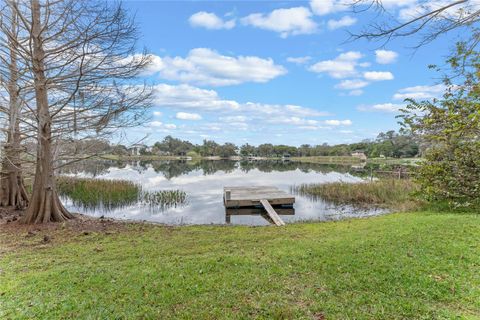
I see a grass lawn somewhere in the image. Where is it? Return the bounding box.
[1,211,479,319]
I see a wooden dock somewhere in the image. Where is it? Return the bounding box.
[223,186,295,226]
[225,207,294,224]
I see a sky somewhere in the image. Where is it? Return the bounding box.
[120,0,463,146]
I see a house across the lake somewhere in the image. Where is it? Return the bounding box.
[351,151,367,161]
[129,143,150,156]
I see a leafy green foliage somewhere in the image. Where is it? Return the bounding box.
[400,43,480,209]
[124,131,419,159]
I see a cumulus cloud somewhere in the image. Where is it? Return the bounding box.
[335,79,369,90]
[149,121,164,127]
[310,0,350,16]
[154,84,240,111]
[309,51,363,78]
[393,84,445,100]
[268,116,319,126]
[348,89,364,96]
[148,121,177,130]
[189,12,235,30]
[375,50,399,64]
[147,48,286,86]
[154,84,328,118]
[324,119,352,126]
[327,15,357,29]
[241,7,318,38]
[363,71,394,81]
[357,103,405,113]
[286,56,312,64]
[219,115,248,122]
[176,112,202,120]
[153,111,162,116]
[368,0,471,23]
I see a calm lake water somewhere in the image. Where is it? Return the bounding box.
[59,160,388,226]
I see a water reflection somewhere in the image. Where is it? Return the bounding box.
[58,160,390,225]
[225,207,295,225]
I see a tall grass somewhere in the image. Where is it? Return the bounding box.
[292,179,418,209]
[57,176,187,211]
[57,176,140,210]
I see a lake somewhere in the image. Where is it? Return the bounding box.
[59,160,388,225]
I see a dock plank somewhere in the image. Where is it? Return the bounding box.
[260,199,285,226]
[223,186,295,208]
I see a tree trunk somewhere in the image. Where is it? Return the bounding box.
[0,8,29,209]
[0,134,29,209]
[23,0,74,223]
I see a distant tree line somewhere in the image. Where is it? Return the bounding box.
[104,131,419,158]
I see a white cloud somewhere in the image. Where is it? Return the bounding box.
[151,83,333,135]
[219,115,248,122]
[164,124,177,129]
[154,84,240,111]
[189,12,235,30]
[309,51,363,78]
[268,116,319,126]
[176,112,202,120]
[358,103,405,113]
[299,125,320,130]
[363,71,394,81]
[286,56,312,64]
[241,7,318,38]
[327,15,357,30]
[335,79,369,90]
[379,0,418,8]
[310,0,350,16]
[324,119,352,126]
[153,111,162,116]
[374,1,470,23]
[375,50,398,64]
[148,48,286,86]
[348,89,364,96]
[148,121,177,130]
[154,84,328,118]
[393,84,445,100]
[149,121,164,127]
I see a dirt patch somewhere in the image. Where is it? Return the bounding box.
[0,207,135,253]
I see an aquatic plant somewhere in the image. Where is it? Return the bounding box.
[57,176,187,211]
[57,176,141,210]
[292,179,418,209]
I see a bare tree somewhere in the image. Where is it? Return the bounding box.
[0,1,30,209]
[4,0,152,223]
[351,0,480,47]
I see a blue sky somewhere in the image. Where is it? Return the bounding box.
[122,0,461,146]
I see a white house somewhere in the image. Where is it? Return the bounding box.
[129,143,148,156]
[351,151,367,161]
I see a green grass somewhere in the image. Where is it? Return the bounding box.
[1,211,479,319]
[367,157,424,165]
[292,179,417,209]
[292,156,362,164]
